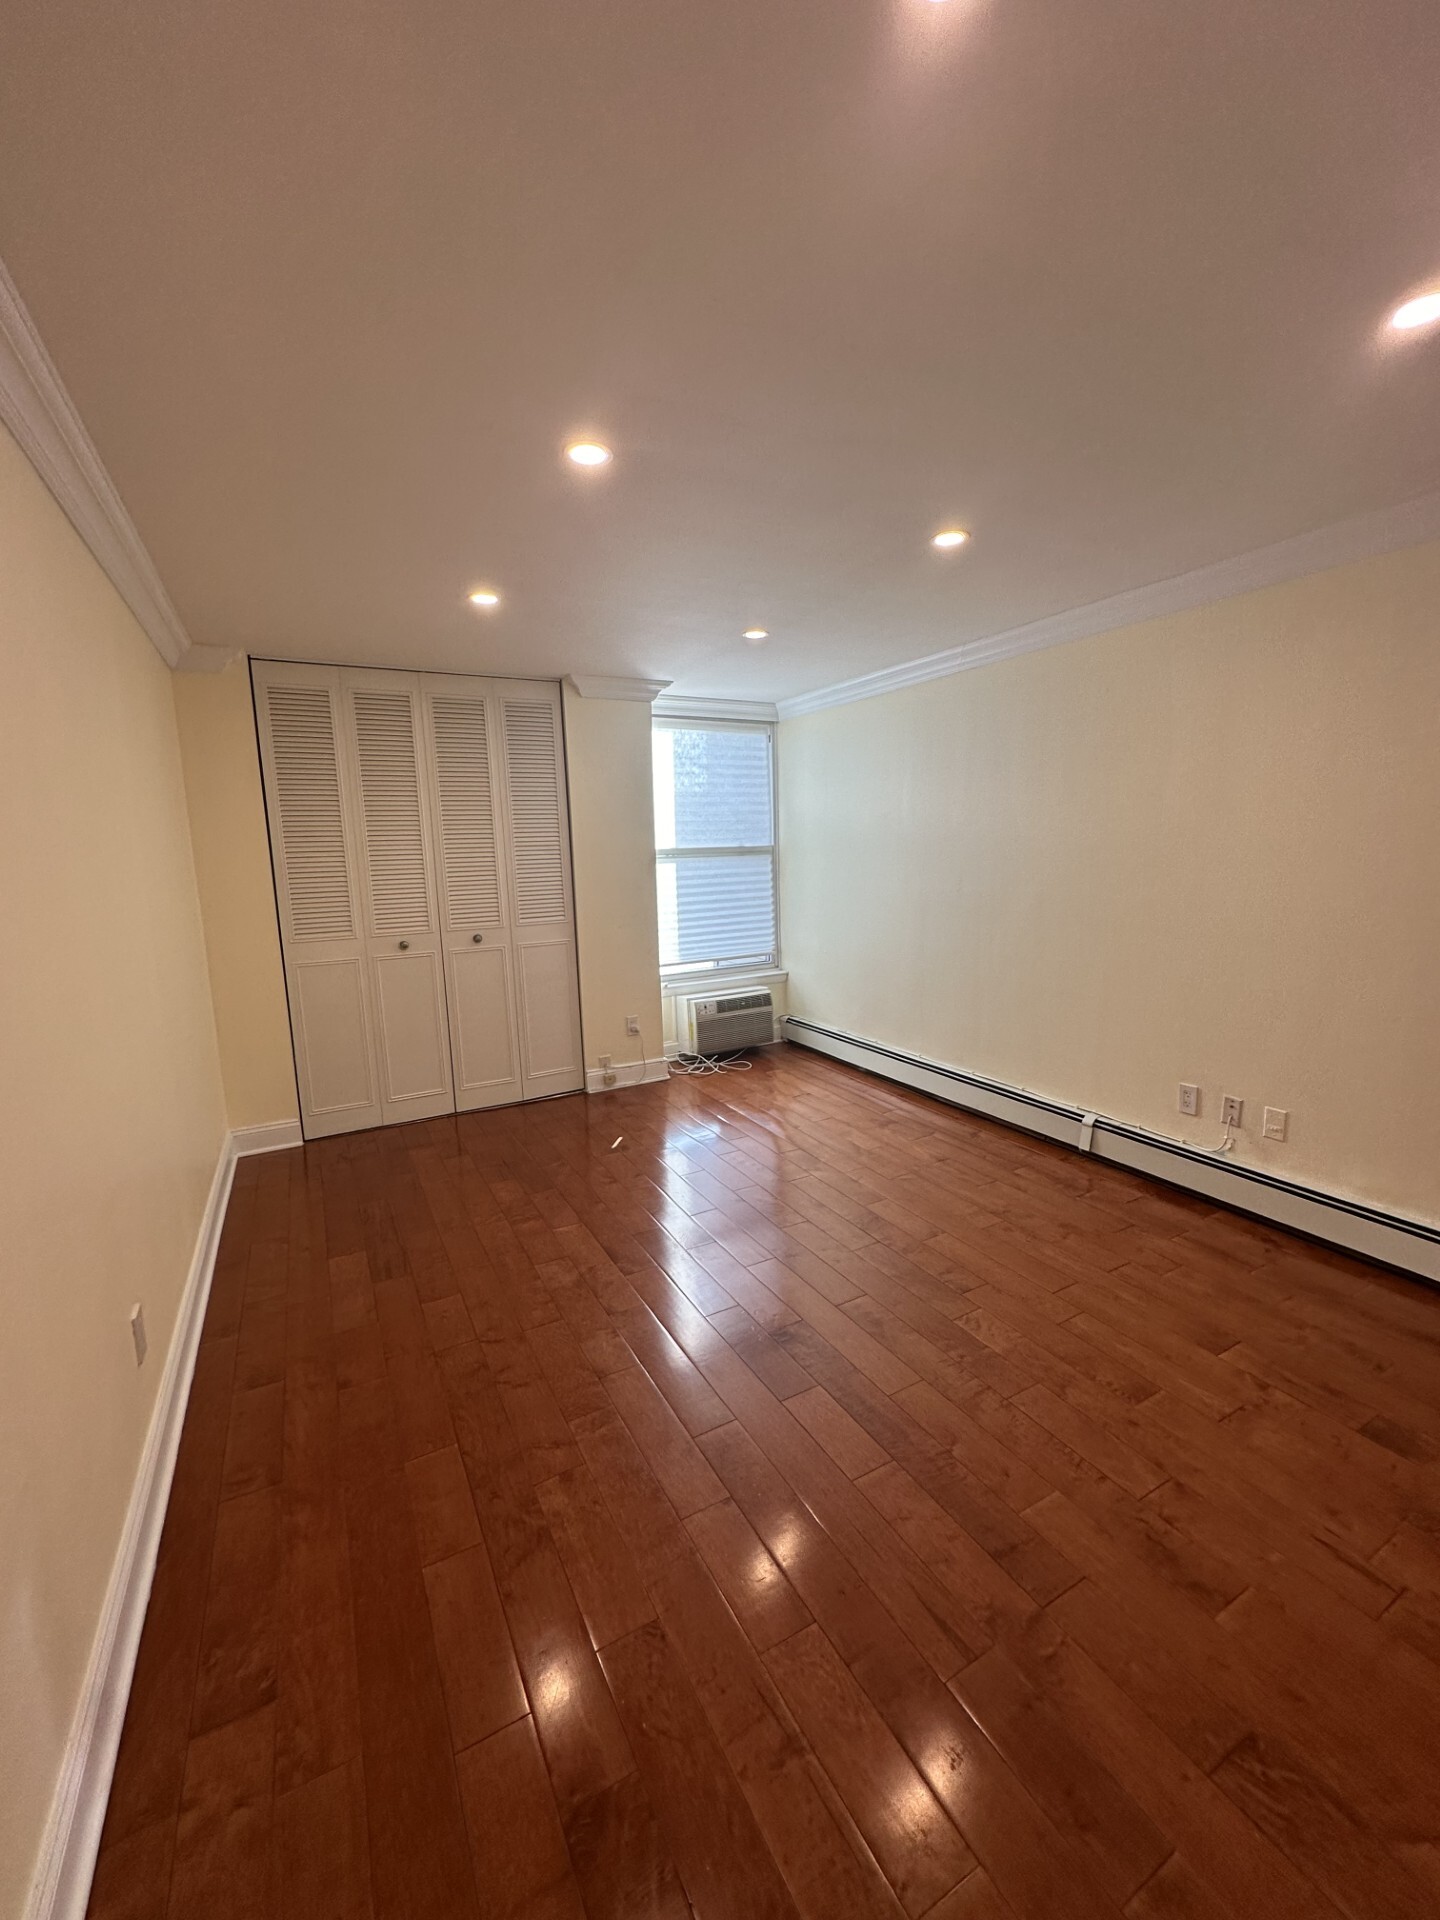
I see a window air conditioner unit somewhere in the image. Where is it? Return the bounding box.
[679,989,777,1056]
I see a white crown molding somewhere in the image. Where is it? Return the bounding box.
[0,253,198,671]
[564,674,672,703]
[776,488,1440,719]
[653,694,778,723]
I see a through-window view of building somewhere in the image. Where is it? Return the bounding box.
[3,5,1439,1918]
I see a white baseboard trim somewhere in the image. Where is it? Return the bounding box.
[232,1117,303,1155]
[784,1017,1440,1285]
[23,1130,240,1920]
[585,1057,672,1094]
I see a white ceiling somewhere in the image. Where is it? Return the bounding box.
[2,0,1439,702]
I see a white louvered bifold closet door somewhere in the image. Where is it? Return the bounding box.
[419,678,523,1110]
[252,664,383,1136]
[344,671,455,1123]
[496,683,584,1099]
[256,663,584,1137]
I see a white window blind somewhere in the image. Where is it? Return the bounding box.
[653,720,777,971]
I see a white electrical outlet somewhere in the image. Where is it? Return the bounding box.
[1221,1095,1244,1128]
[130,1303,148,1367]
[1264,1106,1289,1141]
[625,1015,640,1037]
[1178,1083,1200,1117]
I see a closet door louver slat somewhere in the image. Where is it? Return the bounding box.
[502,699,568,924]
[264,684,356,941]
[351,689,434,935]
[431,695,502,927]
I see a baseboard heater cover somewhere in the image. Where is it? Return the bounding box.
[783,1017,1440,1286]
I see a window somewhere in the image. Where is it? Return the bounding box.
[653,718,777,973]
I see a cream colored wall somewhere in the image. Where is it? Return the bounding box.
[563,687,665,1074]
[172,661,298,1128]
[779,539,1440,1226]
[0,422,227,1915]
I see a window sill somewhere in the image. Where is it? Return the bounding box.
[661,966,787,996]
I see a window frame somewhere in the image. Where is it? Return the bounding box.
[652,714,779,979]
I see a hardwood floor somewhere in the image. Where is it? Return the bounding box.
[88,1044,1440,1919]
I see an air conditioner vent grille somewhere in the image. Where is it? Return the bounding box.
[681,988,776,1056]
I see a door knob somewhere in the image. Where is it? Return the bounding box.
[472,933,484,944]
[398,940,410,950]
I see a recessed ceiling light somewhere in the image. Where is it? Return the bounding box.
[1390,291,1440,332]
[467,588,500,608]
[932,528,970,549]
[743,628,769,642]
[566,441,613,467]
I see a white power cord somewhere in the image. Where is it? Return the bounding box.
[1182,1119,1237,1157]
[670,1052,754,1076]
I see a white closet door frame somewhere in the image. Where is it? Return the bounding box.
[495,679,585,1100]
[252,660,383,1138]
[341,669,455,1126]
[419,675,524,1111]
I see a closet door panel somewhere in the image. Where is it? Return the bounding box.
[372,948,452,1105]
[253,664,383,1138]
[449,944,518,1094]
[423,681,522,1109]
[499,688,584,1099]
[515,942,583,1087]
[290,957,376,1127]
[345,673,455,1124]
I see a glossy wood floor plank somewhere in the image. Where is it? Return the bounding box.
[90,1047,1440,1919]
[600,1618,802,1919]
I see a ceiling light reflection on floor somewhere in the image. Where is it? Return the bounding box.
[771,1518,804,1565]
[534,1660,573,1715]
